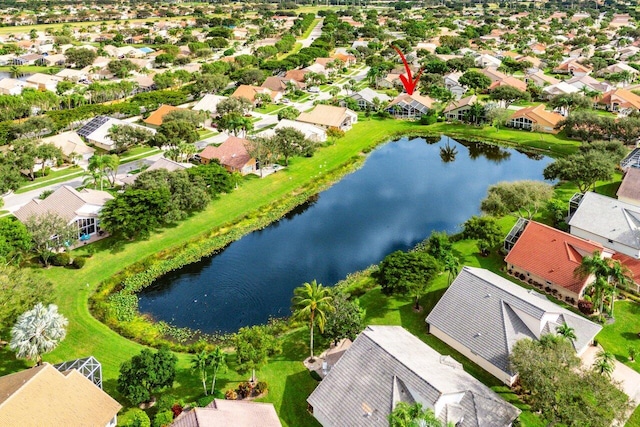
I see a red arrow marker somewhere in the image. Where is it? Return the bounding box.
[392,45,423,95]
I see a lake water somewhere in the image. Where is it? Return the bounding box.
[138,136,552,333]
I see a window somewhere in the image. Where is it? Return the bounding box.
[76,218,96,238]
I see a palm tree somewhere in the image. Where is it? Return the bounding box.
[593,350,616,378]
[9,303,68,366]
[209,346,227,396]
[9,65,22,79]
[555,322,577,343]
[291,280,334,361]
[443,252,460,284]
[88,155,110,190]
[574,251,610,315]
[192,350,210,395]
[607,259,633,317]
[439,142,458,163]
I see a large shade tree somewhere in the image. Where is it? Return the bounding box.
[9,303,67,366]
[291,280,334,361]
[480,180,554,219]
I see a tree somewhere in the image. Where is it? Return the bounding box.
[277,106,300,121]
[117,348,177,405]
[0,217,32,264]
[24,212,78,266]
[292,280,335,361]
[548,92,591,116]
[273,127,314,165]
[35,143,63,177]
[544,151,616,193]
[375,251,441,309]
[154,120,198,148]
[233,325,281,383]
[10,303,67,366]
[64,47,98,68]
[480,180,554,219]
[593,350,615,378]
[191,74,229,97]
[0,266,53,339]
[458,70,491,91]
[322,292,365,345]
[107,125,154,154]
[574,252,632,317]
[511,336,629,427]
[485,107,512,130]
[162,110,206,128]
[443,252,460,285]
[186,162,235,196]
[100,188,171,239]
[424,230,452,262]
[388,402,443,427]
[216,97,252,116]
[555,322,577,342]
[209,346,226,395]
[192,350,211,395]
[489,85,530,108]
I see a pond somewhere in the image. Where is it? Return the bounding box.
[138,136,552,334]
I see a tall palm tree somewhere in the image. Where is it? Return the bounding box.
[291,280,334,361]
[607,259,633,317]
[192,350,210,395]
[555,322,577,343]
[209,346,226,396]
[593,350,616,378]
[88,155,109,191]
[9,303,68,366]
[574,251,610,315]
[443,253,460,284]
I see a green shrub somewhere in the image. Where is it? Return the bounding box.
[196,395,216,407]
[71,256,86,269]
[256,381,268,394]
[310,370,322,381]
[224,389,237,400]
[50,252,70,266]
[152,410,173,427]
[125,409,150,427]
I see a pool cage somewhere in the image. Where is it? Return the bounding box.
[621,147,640,171]
[569,193,584,219]
[54,356,103,389]
[504,217,529,252]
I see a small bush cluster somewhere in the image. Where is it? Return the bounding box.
[50,252,70,266]
[71,256,86,269]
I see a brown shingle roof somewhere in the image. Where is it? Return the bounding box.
[296,105,354,128]
[143,104,182,126]
[231,85,274,103]
[199,136,253,171]
[0,363,121,427]
[509,104,564,129]
[443,95,478,113]
[13,185,113,224]
[617,168,640,202]
[505,221,604,295]
[172,399,281,427]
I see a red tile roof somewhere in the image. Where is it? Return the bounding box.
[199,136,253,171]
[612,252,640,284]
[505,221,604,295]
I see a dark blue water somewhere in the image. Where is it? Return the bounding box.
[138,136,551,333]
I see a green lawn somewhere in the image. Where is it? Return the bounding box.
[15,166,83,194]
[255,103,285,114]
[0,65,62,75]
[0,116,627,425]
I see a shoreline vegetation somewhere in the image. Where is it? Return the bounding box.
[0,118,602,426]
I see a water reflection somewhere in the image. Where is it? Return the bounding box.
[138,136,550,333]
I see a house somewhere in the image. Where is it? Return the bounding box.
[475,53,502,68]
[426,267,602,385]
[488,76,527,92]
[443,71,466,99]
[283,69,308,84]
[377,72,402,89]
[42,53,66,67]
[504,219,609,304]
[192,94,228,116]
[385,93,435,119]
[39,131,95,167]
[120,157,193,186]
[508,104,564,133]
[25,73,63,92]
[307,325,520,427]
[78,116,156,151]
[595,89,640,113]
[553,59,592,77]
[260,76,302,94]
[617,168,640,207]
[258,119,327,143]
[143,104,184,127]
[599,62,639,78]
[524,70,559,87]
[0,363,121,427]
[569,191,640,258]
[296,105,357,130]
[14,186,114,246]
[56,68,87,82]
[565,75,613,94]
[199,136,256,175]
[480,67,508,83]
[542,81,580,99]
[231,85,281,105]
[348,88,390,110]
[443,95,478,121]
[172,399,281,427]
[0,78,35,95]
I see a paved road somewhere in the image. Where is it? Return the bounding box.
[300,19,324,48]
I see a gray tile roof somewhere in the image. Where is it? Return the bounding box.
[426,267,602,377]
[307,325,520,427]
[568,191,640,250]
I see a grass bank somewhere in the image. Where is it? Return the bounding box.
[0,118,585,426]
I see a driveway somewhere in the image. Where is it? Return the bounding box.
[581,345,640,422]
